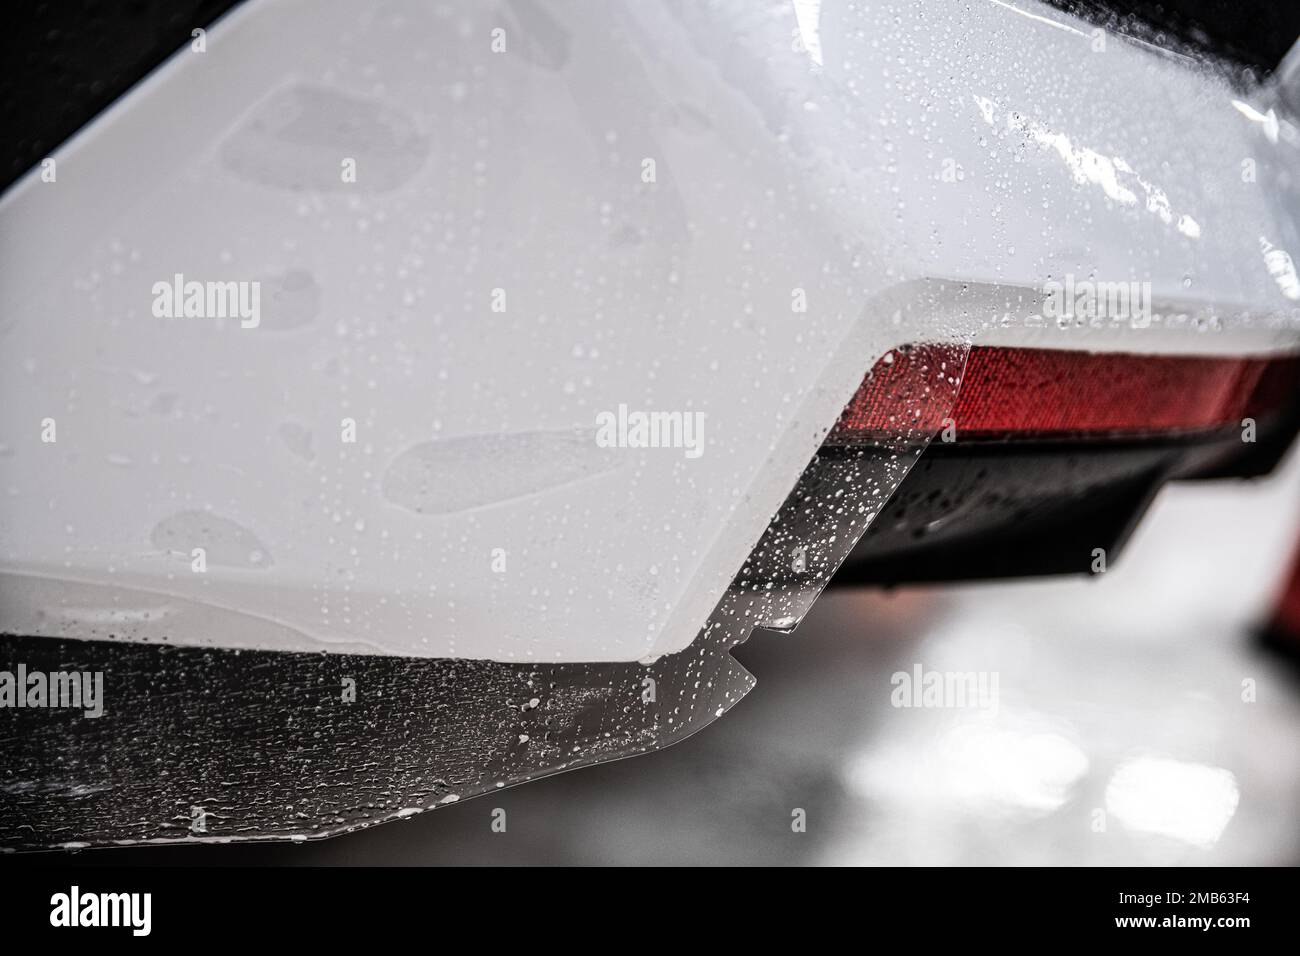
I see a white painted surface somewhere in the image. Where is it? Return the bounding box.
[1,0,1298,660]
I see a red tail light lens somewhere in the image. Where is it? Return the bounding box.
[831,345,1300,442]
[1270,546,1300,649]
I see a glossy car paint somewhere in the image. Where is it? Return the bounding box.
[1,0,1298,666]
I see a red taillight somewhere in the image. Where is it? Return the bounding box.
[1268,538,1300,652]
[830,345,1300,442]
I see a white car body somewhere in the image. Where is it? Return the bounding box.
[2,0,1298,665]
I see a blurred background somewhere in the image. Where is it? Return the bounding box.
[46,443,1300,866]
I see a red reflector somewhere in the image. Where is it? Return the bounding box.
[1269,541,1300,650]
[831,345,1300,442]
